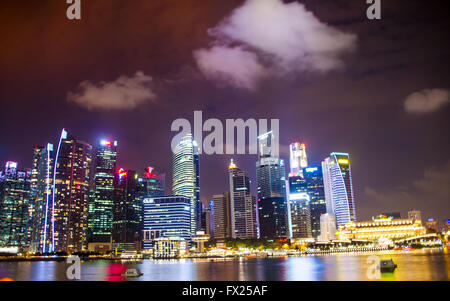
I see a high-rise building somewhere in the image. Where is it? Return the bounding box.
[256,131,288,239]
[142,196,192,249]
[172,134,200,236]
[322,152,356,227]
[287,176,312,238]
[289,142,308,177]
[112,169,142,252]
[303,166,326,239]
[211,192,231,240]
[88,140,117,248]
[319,213,336,241]
[228,159,258,239]
[52,129,92,253]
[29,144,54,253]
[0,162,32,249]
[425,218,439,233]
[138,166,166,198]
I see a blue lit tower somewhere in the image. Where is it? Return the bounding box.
[256,131,288,239]
[172,134,200,236]
[302,166,326,239]
[322,152,356,226]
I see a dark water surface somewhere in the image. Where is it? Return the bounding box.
[0,248,448,281]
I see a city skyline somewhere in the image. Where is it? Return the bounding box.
[0,0,449,229]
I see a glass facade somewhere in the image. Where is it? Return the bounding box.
[303,166,326,239]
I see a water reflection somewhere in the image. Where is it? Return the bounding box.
[0,249,448,281]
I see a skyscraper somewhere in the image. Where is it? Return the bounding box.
[289,142,308,177]
[52,129,92,252]
[211,192,231,240]
[319,213,336,241]
[29,144,54,253]
[138,166,166,198]
[88,140,117,249]
[112,168,142,252]
[287,176,312,238]
[322,152,356,227]
[303,166,326,239]
[0,162,32,249]
[256,131,288,239]
[228,159,258,239]
[172,134,200,236]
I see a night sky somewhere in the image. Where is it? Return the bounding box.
[1,0,449,222]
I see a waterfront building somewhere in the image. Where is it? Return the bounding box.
[337,215,426,241]
[0,162,32,249]
[288,191,312,238]
[289,142,308,177]
[172,134,200,236]
[88,140,117,251]
[153,237,188,258]
[256,131,288,239]
[302,166,326,239]
[112,169,142,252]
[142,196,191,249]
[138,166,166,198]
[425,218,439,233]
[322,152,356,227]
[52,129,92,253]
[29,144,54,253]
[318,213,336,241]
[228,159,258,239]
[211,193,231,240]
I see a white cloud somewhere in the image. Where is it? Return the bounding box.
[194,0,357,90]
[193,46,267,91]
[404,88,449,114]
[67,71,156,110]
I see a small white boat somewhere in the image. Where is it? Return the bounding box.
[121,268,143,277]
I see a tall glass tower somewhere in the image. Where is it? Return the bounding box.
[228,159,258,239]
[88,140,117,247]
[289,142,308,177]
[256,131,288,239]
[172,134,200,236]
[322,152,356,227]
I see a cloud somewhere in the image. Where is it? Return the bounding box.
[67,71,156,110]
[193,46,267,90]
[404,88,449,114]
[364,160,450,217]
[194,0,357,90]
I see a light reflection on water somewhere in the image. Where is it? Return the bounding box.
[0,249,448,281]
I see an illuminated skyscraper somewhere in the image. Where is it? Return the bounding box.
[319,213,336,241]
[0,162,32,248]
[289,142,308,177]
[52,129,92,252]
[302,166,326,239]
[256,131,288,239]
[287,176,312,238]
[228,160,258,239]
[88,140,117,250]
[322,152,356,227]
[112,169,142,252]
[172,133,200,236]
[29,144,54,253]
[138,166,166,198]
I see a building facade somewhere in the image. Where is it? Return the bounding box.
[142,196,191,249]
[172,134,200,236]
[289,142,308,177]
[88,140,117,248]
[319,213,336,241]
[302,166,327,239]
[322,152,356,227]
[0,162,32,249]
[211,192,231,240]
[228,160,258,239]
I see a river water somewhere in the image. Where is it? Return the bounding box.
[0,248,448,281]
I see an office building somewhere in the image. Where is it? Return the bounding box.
[228,160,258,239]
[211,193,231,240]
[142,196,191,249]
[88,140,117,250]
[172,134,200,235]
[289,142,308,177]
[322,152,356,227]
[319,213,336,241]
[408,210,422,223]
[0,162,32,249]
[303,166,326,239]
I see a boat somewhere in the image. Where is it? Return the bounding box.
[121,268,143,277]
[380,259,397,273]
